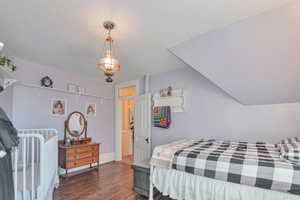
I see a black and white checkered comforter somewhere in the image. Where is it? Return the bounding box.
[172,140,300,195]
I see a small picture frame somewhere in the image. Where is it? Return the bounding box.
[67,84,78,93]
[51,99,67,116]
[67,84,85,95]
[85,103,96,117]
[78,86,85,95]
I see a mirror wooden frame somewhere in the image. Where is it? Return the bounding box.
[64,111,87,141]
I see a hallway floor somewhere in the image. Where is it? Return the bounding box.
[54,161,172,200]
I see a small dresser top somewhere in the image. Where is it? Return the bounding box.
[59,142,100,149]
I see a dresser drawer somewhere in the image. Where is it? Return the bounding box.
[93,154,99,162]
[66,161,77,169]
[66,154,77,161]
[76,152,94,160]
[92,145,99,151]
[66,148,76,154]
[75,157,94,167]
[76,146,94,153]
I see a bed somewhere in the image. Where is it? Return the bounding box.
[149,139,300,200]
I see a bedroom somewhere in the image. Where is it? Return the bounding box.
[0,0,300,200]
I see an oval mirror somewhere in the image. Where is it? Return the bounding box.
[66,111,86,137]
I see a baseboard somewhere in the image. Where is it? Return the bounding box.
[59,152,115,175]
[100,152,115,164]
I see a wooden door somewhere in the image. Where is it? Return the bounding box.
[134,93,152,163]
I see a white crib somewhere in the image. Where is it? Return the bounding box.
[12,129,59,200]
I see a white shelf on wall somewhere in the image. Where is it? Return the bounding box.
[0,66,16,80]
[0,66,17,89]
[0,65,113,101]
[153,88,185,112]
[16,82,113,101]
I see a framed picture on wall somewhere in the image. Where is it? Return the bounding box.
[67,84,78,93]
[51,99,67,116]
[85,103,96,117]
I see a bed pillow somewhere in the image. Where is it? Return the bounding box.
[280,137,300,145]
[280,140,300,164]
[276,137,299,149]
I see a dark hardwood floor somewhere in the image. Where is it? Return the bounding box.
[54,161,171,200]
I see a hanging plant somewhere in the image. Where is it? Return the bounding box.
[0,56,16,72]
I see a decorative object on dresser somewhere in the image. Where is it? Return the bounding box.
[132,160,158,198]
[59,111,100,177]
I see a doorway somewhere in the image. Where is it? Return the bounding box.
[115,80,151,163]
[120,87,136,164]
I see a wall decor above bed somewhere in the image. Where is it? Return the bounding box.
[153,88,184,112]
[153,106,171,128]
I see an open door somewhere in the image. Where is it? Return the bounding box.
[134,93,152,163]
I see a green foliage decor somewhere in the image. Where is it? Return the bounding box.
[0,56,16,72]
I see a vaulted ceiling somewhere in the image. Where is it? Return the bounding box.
[0,0,294,82]
[171,0,300,105]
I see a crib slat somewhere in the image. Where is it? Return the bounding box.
[31,137,35,200]
[14,129,58,200]
[14,148,19,200]
[23,137,26,200]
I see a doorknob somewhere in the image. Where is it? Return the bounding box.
[145,138,149,143]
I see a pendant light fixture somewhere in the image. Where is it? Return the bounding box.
[97,21,120,83]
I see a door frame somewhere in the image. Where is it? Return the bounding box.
[115,80,140,161]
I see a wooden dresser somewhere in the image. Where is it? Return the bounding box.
[59,142,100,177]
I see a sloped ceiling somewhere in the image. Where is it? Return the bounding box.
[0,0,294,83]
[171,1,300,105]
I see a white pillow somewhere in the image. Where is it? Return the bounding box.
[280,137,300,145]
[279,138,300,163]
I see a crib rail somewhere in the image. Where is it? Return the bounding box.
[12,129,58,200]
[18,129,58,142]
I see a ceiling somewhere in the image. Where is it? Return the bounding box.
[0,0,294,83]
[171,0,300,105]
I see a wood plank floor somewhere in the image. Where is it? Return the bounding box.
[54,161,172,200]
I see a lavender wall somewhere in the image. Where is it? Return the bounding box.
[170,1,300,105]
[150,67,300,147]
[11,58,114,153]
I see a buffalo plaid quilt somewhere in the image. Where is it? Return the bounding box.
[172,140,300,195]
